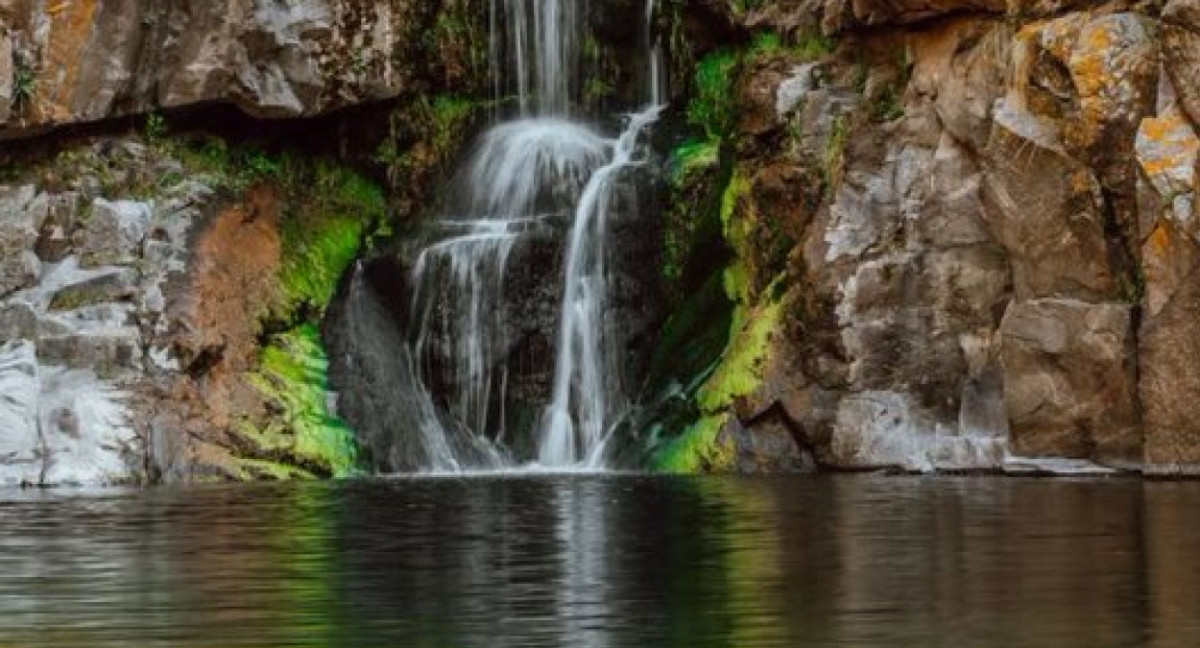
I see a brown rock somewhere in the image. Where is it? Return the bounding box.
[982,101,1117,301]
[1139,220,1200,473]
[0,0,477,137]
[999,298,1138,462]
[1163,0,1200,130]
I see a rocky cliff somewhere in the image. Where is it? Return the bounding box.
[646,0,1200,475]
[4,0,1200,483]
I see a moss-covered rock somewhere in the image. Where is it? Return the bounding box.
[240,325,361,479]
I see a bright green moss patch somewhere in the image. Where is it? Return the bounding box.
[243,324,361,479]
[695,300,781,414]
[649,297,783,474]
[668,138,720,185]
[653,414,736,473]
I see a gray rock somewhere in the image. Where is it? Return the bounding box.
[0,186,45,297]
[727,414,816,474]
[0,301,38,343]
[37,330,142,374]
[0,30,11,124]
[35,193,80,263]
[75,198,152,268]
[47,270,138,311]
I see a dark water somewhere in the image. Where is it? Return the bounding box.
[2,475,1200,648]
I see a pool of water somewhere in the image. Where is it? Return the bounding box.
[2,474,1198,647]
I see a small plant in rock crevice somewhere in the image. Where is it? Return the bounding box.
[11,59,37,115]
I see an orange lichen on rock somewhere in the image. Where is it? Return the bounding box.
[39,0,97,123]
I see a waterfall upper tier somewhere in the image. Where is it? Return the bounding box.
[460,120,610,219]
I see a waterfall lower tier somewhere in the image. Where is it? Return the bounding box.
[330,0,667,474]
[388,109,660,473]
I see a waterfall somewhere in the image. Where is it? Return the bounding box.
[398,0,664,472]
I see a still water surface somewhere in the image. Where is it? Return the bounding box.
[2,474,1199,648]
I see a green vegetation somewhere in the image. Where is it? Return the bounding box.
[275,160,388,318]
[688,50,740,141]
[746,28,836,63]
[655,414,735,473]
[241,324,362,479]
[11,60,37,114]
[144,111,168,143]
[823,114,850,188]
[375,93,481,189]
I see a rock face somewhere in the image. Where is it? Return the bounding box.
[651,0,1200,475]
[0,0,487,136]
[0,137,383,485]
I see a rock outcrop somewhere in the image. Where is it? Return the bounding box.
[0,137,384,485]
[650,0,1200,475]
[0,0,489,136]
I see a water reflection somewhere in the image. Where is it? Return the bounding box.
[1,476,1199,647]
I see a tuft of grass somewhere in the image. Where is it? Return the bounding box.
[823,114,850,189]
[688,50,739,141]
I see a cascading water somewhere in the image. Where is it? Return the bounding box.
[400,0,664,472]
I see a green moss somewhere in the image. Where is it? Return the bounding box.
[276,161,388,317]
[242,324,361,479]
[688,49,740,141]
[654,414,736,473]
[649,296,783,474]
[695,300,781,413]
[376,93,482,190]
[668,139,720,185]
[719,168,756,305]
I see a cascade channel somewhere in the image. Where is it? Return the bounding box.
[364,0,666,473]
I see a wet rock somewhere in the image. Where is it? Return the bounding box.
[47,270,138,311]
[728,413,817,473]
[999,299,1137,462]
[0,301,37,343]
[75,199,152,268]
[37,367,136,486]
[829,390,1007,472]
[0,341,42,486]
